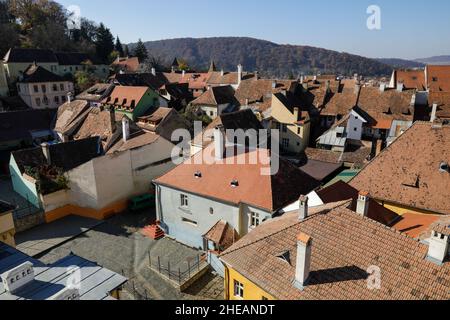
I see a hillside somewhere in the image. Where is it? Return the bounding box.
[133,37,393,77]
[376,58,425,69]
[415,55,450,65]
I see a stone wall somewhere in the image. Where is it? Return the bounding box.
[14,211,45,233]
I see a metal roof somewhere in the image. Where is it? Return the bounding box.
[317,126,347,147]
[0,243,127,300]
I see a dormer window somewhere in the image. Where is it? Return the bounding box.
[194,171,202,178]
[432,77,438,82]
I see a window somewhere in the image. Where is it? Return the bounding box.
[275,122,281,130]
[234,280,244,298]
[61,95,66,102]
[54,96,60,104]
[250,212,260,228]
[210,111,214,117]
[41,85,46,93]
[354,128,357,132]
[33,85,39,93]
[297,127,301,135]
[60,83,65,91]
[180,194,189,208]
[282,124,288,133]
[182,217,197,226]
[432,77,438,82]
[43,96,49,105]
[282,138,289,149]
[35,98,41,106]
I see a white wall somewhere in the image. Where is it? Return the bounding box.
[18,81,73,109]
[346,110,365,141]
[155,185,272,249]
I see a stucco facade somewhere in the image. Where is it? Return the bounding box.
[270,94,311,153]
[18,80,74,109]
[223,267,276,300]
[155,185,272,249]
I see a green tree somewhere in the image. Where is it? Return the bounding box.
[133,39,148,62]
[123,44,130,57]
[95,23,114,63]
[74,70,99,93]
[115,36,124,57]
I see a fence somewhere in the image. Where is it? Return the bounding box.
[148,251,208,286]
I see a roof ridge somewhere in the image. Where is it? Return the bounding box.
[220,200,352,257]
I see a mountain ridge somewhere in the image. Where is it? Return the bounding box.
[129,37,393,77]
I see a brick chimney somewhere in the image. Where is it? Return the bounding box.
[214,125,225,161]
[293,233,312,290]
[299,195,309,221]
[356,191,370,217]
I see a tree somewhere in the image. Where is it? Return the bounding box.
[123,45,130,57]
[0,23,20,57]
[74,70,99,93]
[133,39,148,62]
[115,36,124,57]
[95,23,114,63]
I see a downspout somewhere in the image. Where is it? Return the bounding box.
[224,264,230,300]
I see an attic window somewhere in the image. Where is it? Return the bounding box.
[230,180,239,188]
[412,76,418,80]
[194,171,202,178]
[439,162,449,173]
[432,77,438,82]
[130,100,136,109]
[277,251,291,265]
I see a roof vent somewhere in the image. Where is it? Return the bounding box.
[277,251,291,265]
[439,162,449,173]
[230,180,239,188]
[1,261,34,294]
[48,287,80,300]
[194,171,202,178]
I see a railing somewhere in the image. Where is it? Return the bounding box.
[148,252,208,285]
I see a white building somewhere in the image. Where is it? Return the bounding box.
[17,63,73,109]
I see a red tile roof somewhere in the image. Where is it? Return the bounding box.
[350,121,450,215]
[426,65,450,92]
[154,145,320,212]
[220,201,450,300]
[396,70,426,90]
[102,86,150,109]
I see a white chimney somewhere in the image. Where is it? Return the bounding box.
[48,287,80,300]
[122,116,130,142]
[214,125,225,161]
[356,191,370,217]
[431,103,438,123]
[67,92,73,104]
[1,261,35,293]
[293,107,300,121]
[41,143,51,165]
[182,70,186,78]
[272,81,277,89]
[396,82,404,92]
[427,230,449,265]
[299,195,308,221]
[151,67,156,76]
[379,83,386,92]
[221,69,224,77]
[293,233,312,290]
[237,64,243,86]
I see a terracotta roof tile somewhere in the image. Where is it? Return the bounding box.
[220,202,450,300]
[427,65,450,92]
[350,122,450,215]
[396,70,426,90]
[102,86,150,109]
[154,146,320,212]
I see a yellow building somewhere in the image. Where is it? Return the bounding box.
[223,267,275,300]
[0,201,16,247]
[270,92,311,154]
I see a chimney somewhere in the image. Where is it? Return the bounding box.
[254,71,259,80]
[396,82,404,92]
[272,81,277,89]
[237,64,243,86]
[221,69,224,77]
[108,106,116,133]
[431,103,438,123]
[313,75,317,81]
[293,107,300,121]
[67,92,73,104]
[182,70,186,78]
[293,233,312,290]
[325,80,331,92]
[151,67,156,76]
[245,98,249,106]
[300,75,304,83]
[298,195,308,221]
[356,191,370,217]
[122,116,130,142]
[214,125,225,161]
[379,83,386,92]
[41,143,51,165]
[427,229,449,265]
[1,262,35,294]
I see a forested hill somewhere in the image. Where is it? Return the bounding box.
[137,37,393,77]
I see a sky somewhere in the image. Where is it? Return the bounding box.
[57,0,450,60]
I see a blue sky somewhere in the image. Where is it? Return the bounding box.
[58,0,450,59]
